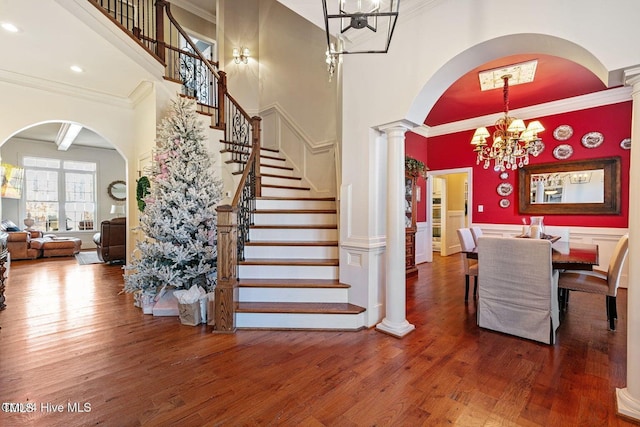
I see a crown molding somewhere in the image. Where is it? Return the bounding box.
[0,69,133,109]
[423,86,633,137]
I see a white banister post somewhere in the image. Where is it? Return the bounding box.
[617,67,640,422]
[375,122,416,338]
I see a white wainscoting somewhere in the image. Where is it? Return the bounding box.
[472,223,629,288]
[416,222,428,264]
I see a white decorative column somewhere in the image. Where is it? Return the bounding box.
[617,67,640,422]
[376,122,416,338]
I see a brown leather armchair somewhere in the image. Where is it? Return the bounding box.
[93,217,126,263]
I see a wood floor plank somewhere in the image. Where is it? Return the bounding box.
[0,254,635,426]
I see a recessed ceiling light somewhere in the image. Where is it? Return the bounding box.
[70,65,84,73]
[1,22,19,33]
[478,60,538,91]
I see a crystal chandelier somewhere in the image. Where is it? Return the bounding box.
[470,74,545,172]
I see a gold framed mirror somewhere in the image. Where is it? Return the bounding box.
[518,157,621,215]
[107,180,127,201]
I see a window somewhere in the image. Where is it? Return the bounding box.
[24,157,96,232]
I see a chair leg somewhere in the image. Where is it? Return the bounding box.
[607,296,617,331]
[464,275,470,302]
[473,277,478,299]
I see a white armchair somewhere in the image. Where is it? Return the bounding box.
[477,236,560,344]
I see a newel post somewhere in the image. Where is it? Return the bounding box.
[251,116,262,197]
[213,205,238,333]
[217,71,227,130]
[155,0,166,63]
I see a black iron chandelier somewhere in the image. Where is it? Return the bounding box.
[322,0,400,77]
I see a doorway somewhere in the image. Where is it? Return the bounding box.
[425,167,473,261]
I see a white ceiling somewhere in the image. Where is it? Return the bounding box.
[13,123,114,150]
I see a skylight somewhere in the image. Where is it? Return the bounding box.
[478,60,538,91]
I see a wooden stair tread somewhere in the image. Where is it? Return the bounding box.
[260,146,280,153]
[262,183,311,191]
[238,278,348,288]
[220,148,251,155]
[240,258,339,266]
[253,209,336,214]
[260,164,294,171]
[219,140,252,149]
[261,173,302,180]
[250,224,337,229]
[257,196,336,201]
[245,241,338,246]
[261,154,286,161]
[237,302,365,314]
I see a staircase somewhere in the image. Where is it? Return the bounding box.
[90,0,365,331]
[222,146,366,330]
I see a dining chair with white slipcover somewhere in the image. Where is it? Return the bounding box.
[558,234,628,330]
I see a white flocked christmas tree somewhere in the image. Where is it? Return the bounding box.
[124,96,223,294]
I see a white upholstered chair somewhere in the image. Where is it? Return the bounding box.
[470,226,483,246]
[477,236,559,344]
[456,228,478,302]
[558,234,629,330]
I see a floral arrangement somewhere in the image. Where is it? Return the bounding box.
[136,176,150,212]
[405,156,428,178]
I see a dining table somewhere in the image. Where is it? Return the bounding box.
[465,239,599,271]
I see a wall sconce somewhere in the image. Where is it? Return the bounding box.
[233,47,250,64]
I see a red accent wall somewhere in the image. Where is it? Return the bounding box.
[406,132,428,222]
[407,101,631,228]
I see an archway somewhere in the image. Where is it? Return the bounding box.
[1,121,126,249]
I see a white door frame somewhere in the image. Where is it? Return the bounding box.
[425,167,473,262]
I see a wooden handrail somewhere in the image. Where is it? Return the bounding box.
[90,0,261,333]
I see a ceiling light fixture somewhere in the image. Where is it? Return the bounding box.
[1,22,19,33]
[70,65,84,73]
[55,123,83,151]
[470,74,545,172]
[322,0,400,79]
[232,47,250,64]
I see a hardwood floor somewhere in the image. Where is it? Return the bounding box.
[0,253,634,426]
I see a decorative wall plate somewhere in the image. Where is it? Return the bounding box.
[499,172,509,180]
[553,125,573,141]
[581,131,604,148]
[620,138,631,150]
[553,144,573,160]
[499,199,510,208]
[531,140,545,154]
[497,182,513,197]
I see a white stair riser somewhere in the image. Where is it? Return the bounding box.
[256,199,335,210]
[249,228,338,241]
[237,312,365,330]
[262,187,311,198]
[239,287,347,303]
[261,176,304,188]
[244,245,338,259]
[253,213,336,226]
[261,165,294,177]
[239,265,338,280]
[261,157,287,167]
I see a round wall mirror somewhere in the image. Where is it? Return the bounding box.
[108,180,127,201]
